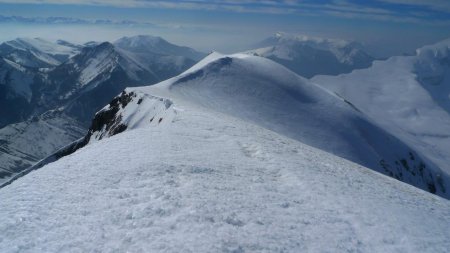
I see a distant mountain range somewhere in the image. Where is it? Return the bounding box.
[245,33,374,78]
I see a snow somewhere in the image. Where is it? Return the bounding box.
[1,92,450,252]
[312,39,450,186]
[76,45,118,87]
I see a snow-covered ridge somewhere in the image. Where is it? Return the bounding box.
[88,90,176,142]
[48,52,448,199]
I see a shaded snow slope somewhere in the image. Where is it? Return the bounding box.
[246,33,374,78]
[0,57,35,128]
[0,110,85,185]
[313,39,450,189]
[1,80,450,252]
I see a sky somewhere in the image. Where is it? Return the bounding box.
[0,0,450,57]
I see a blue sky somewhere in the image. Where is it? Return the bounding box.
[0,0,449,57]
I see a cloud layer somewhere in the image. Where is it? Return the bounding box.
[0,0,449,25]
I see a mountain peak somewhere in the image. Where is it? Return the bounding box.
[114,35,166,50]
[114,34,206,62]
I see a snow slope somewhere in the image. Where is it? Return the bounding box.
[1,60,449,252]
[246,33,374,78]
[0,110,85,185]
[313,39,450,185]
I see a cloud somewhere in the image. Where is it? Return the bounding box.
[378,0,450,13]
[0,0,448,25]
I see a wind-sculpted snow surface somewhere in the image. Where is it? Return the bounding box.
[1,81,450,252]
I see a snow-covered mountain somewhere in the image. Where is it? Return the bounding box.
[40,36,205,124]
[0,35,205,184]
[0,38,81,68]
[115,35,205,61]
[1,53,449,252]
[313,39,450,190]
[38,41,159,124]
[246,33,374,78]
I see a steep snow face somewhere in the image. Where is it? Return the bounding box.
[0,38,80,68]
[0,110,85,186]
[67,42,123,87]
[81,53,448,198]
[313,39,450,190]
[247,33,374,78]
[1,72,450,252]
